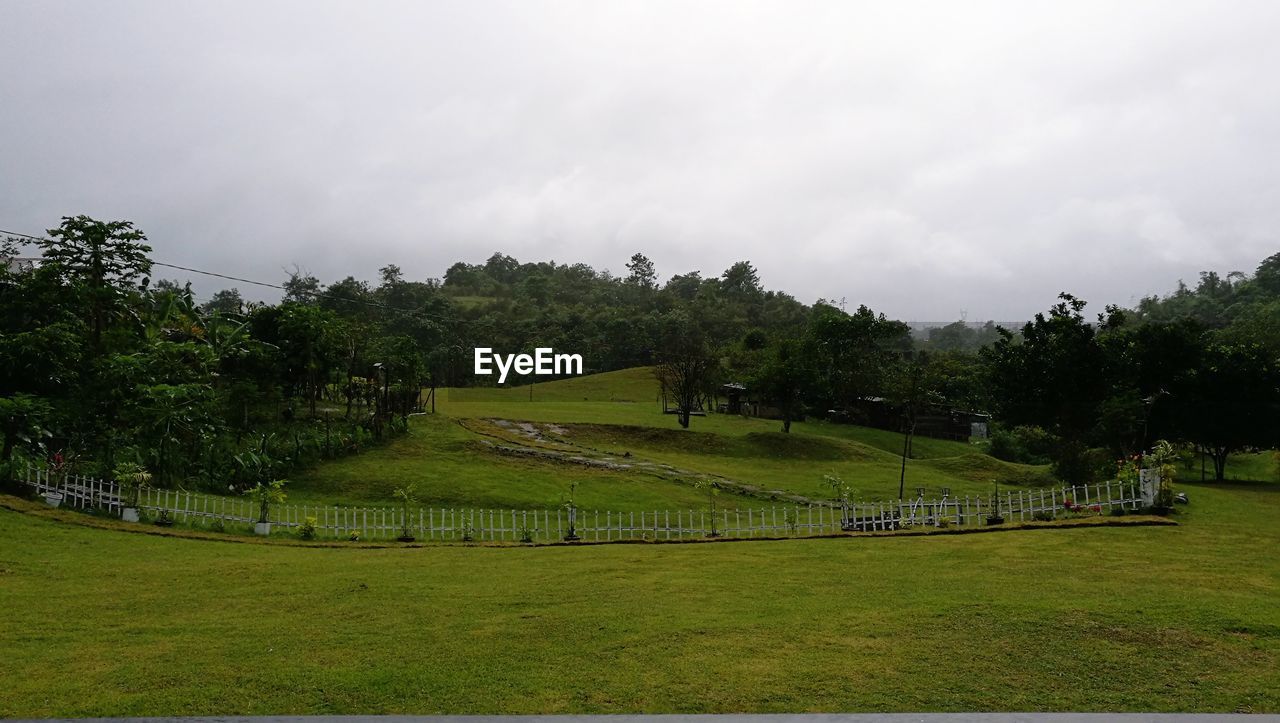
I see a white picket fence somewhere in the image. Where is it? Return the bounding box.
[23,465,1145,543]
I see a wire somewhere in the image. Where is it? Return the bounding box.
[1,226,449,319]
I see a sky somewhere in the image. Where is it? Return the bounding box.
[2,0,1278,321]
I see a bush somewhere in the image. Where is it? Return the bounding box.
[1032,511,1055,522]
[1051,441,1109,485]
[988,425,1055,465]
[298,516,317,541]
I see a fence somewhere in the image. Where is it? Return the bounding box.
[23,465,1145,543]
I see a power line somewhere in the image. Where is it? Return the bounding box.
[1,226,448,319]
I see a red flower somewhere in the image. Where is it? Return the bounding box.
[1090,505,1101,512]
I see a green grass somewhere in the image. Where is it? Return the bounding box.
[286,413,709,511]
[407,367,1054,505]
[445,366,660,404]
[558,422,1052,501]
[1,480,1277,716]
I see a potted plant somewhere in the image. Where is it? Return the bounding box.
[154,508,174,527]
[247,479,286,536]
[986,482,1005,525]
[114,462,151,523]
[43,451,68,507]
[393,485,417,542]
[1148,439,1178,514]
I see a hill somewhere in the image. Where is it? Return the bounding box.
[287,367,1053,509]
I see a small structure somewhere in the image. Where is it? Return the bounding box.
[1,256,39,274]
[661,390,707,417]
[720,382,747,414]
[843,397,990,442]
[716,382,805,422]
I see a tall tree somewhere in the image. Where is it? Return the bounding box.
[37,215,152,355]
[625,253,658,289]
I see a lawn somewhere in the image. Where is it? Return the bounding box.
[0,480,1277,716]
[284,413,710,511]
[389,367,1055,504]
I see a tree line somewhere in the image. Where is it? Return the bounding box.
[3,215,1278,495]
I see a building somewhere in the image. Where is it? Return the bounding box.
[2,256,39,274]
[843,396,989,442]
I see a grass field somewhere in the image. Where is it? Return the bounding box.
[283,367,1276,511]
[3,368,1278,715]
[1,479,1277,716]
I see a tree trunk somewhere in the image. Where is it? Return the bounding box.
[679,409,690,429]
[898,428,912,499]
[782,417,791,434]
[1212,448,1228,481]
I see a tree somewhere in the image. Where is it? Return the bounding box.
[807,302,911,413]
[983,294,1116,484]
[885,352,946,498]
[282,269,320,304]
[1182,343,1280,480]
[751,338,814,433]
[720,261,762,299]
[0,394,50,485]
[1255,252,1280,296]
[37,215,152,354]
[655,315,716,429]
[202,289,245,316]
[625,253,657,289]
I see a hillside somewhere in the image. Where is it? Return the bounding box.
[288,367,1054,509]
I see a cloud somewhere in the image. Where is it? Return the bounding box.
[1,0,1278,319]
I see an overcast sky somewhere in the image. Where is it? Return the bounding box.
[2,1,1278,320]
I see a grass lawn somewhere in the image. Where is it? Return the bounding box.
[285,413,709,511]
[347,367,1054,505]
[0,480,1277,716]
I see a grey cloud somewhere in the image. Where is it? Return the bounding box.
[2,0,1278,319]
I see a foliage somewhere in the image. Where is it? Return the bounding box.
[247,479,286,523]
[694,479,721,536]
[988,425,1055,465]
[113,462,151,507]
[393,485,416,538]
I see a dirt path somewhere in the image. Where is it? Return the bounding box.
[458,417,825,506]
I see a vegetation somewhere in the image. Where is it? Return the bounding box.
[6,216,1279,502]
[1,476,1276,716]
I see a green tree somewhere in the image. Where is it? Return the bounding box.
[1182,343,1280,480]
[37,215,152,355]
[751,338,814,433]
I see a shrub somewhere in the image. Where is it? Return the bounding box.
[247,479,286,523]
[1032,511,1055,522]
[347,529,361,542]
[209,518,226,533]
[988,425,1055,465]
[1109,506,1127,517]
[298,516,317,541]
[113,462,151,508]
[1051,441,1109,485]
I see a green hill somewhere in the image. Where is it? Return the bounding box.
[286,367,1053,508]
